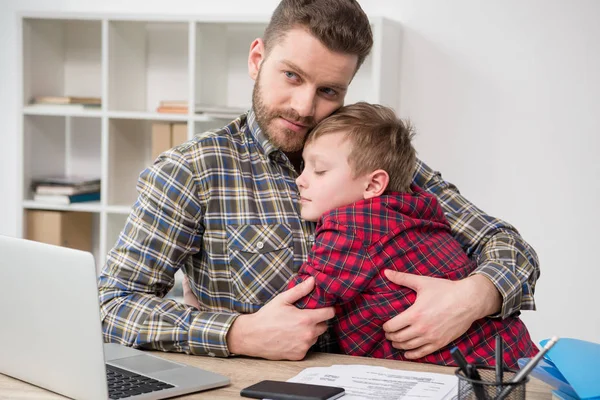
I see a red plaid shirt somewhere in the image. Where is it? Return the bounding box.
[289,187,538,369]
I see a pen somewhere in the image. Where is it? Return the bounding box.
[451,347,487,400]
[495,335,504,395]
[467,364,488,400]
[467,364,487,400]
[450,346,469,376]
[496,336,560,400]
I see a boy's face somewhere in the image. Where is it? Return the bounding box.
[249,28,358,153]
[296,132,368,222]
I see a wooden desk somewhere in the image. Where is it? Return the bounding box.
[0,351,552,399]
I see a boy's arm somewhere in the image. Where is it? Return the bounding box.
[98,150,237,357]
[291,220,374,309]
[382,159,540,360]
[412,159,540,317]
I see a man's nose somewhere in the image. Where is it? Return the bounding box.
[291,87,316,118]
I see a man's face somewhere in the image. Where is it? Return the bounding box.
[296,132,367,222]
[250,28,358,153]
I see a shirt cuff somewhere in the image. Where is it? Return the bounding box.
[188,312,239,357]
[470,261,522,319]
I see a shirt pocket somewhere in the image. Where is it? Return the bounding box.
[226,223,295,305]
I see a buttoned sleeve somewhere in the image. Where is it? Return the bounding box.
[412,159,540,318]
[98,148,238,357]
[291,220,375,308]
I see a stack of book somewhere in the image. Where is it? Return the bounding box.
[156,100,247,119]
[156,100,188,114]
[29,96,102,111]
[31,176,101,205]
[195,104,248,119]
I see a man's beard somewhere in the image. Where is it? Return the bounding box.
[252,70,315,153]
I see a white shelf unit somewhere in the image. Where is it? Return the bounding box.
[18,13,402,271]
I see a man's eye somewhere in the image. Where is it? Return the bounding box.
[314,170,326,176]
[320,87,338,97]
[284,71,298,79]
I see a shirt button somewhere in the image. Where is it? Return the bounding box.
[308,235,315,242]
[208,352,216,357]
[256,241,264,249]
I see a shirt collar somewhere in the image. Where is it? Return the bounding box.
[246,108,279,158]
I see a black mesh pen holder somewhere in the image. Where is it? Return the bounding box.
[456,368,528,400]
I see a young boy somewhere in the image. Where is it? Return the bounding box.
[288,102,538,369]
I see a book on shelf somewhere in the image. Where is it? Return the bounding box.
[31,176,101,195]
[194,104,248,115]
[151,122,188,160]
[156,100,247,118]
[32,96,101,106]
[151,123,172,160]
[35,183,101,196]
[33,191,101,205]
[156,106,188,114]
[159,100,188,108]
[26,103,101,112]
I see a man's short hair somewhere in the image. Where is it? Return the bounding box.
[306,102,416,193]
[263,0,373,69]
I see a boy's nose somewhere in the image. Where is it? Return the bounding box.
[295,173,307,189]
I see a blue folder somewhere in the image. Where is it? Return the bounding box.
[518,338,600,400]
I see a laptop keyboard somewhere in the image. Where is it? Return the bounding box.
[106,364,175,399]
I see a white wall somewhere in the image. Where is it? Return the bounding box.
[1,0,598,344]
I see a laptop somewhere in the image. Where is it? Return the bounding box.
[0,235,230,400]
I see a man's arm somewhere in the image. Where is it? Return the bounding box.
[413,159,540,316]
[382,159,540,359]
[98,150,237,357]
[100,148,334,360]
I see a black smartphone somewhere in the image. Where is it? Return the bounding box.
[240,380,345,400]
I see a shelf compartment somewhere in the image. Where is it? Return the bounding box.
[106,213,129,251]
[193,120,231,139]
[23,209,102,270]
[22,18,102,107]
[106,118,152,207]
[22,115,102,202]
[195,22,266,110]
[108,21,189,112]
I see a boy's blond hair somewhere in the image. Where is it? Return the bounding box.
[306,102,416,193]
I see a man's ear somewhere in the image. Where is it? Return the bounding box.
[248,38,265,81]
[363,170,389,200]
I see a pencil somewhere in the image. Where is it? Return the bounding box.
[496,336,560,400]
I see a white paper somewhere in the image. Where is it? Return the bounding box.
[287,364,458,400]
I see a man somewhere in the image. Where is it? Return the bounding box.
[99,0,540,361]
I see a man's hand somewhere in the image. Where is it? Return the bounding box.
[382,270,502,359]
[227,277,335,360]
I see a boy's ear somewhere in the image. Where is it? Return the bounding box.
[248,38,265,81]
[363,169,389,200]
